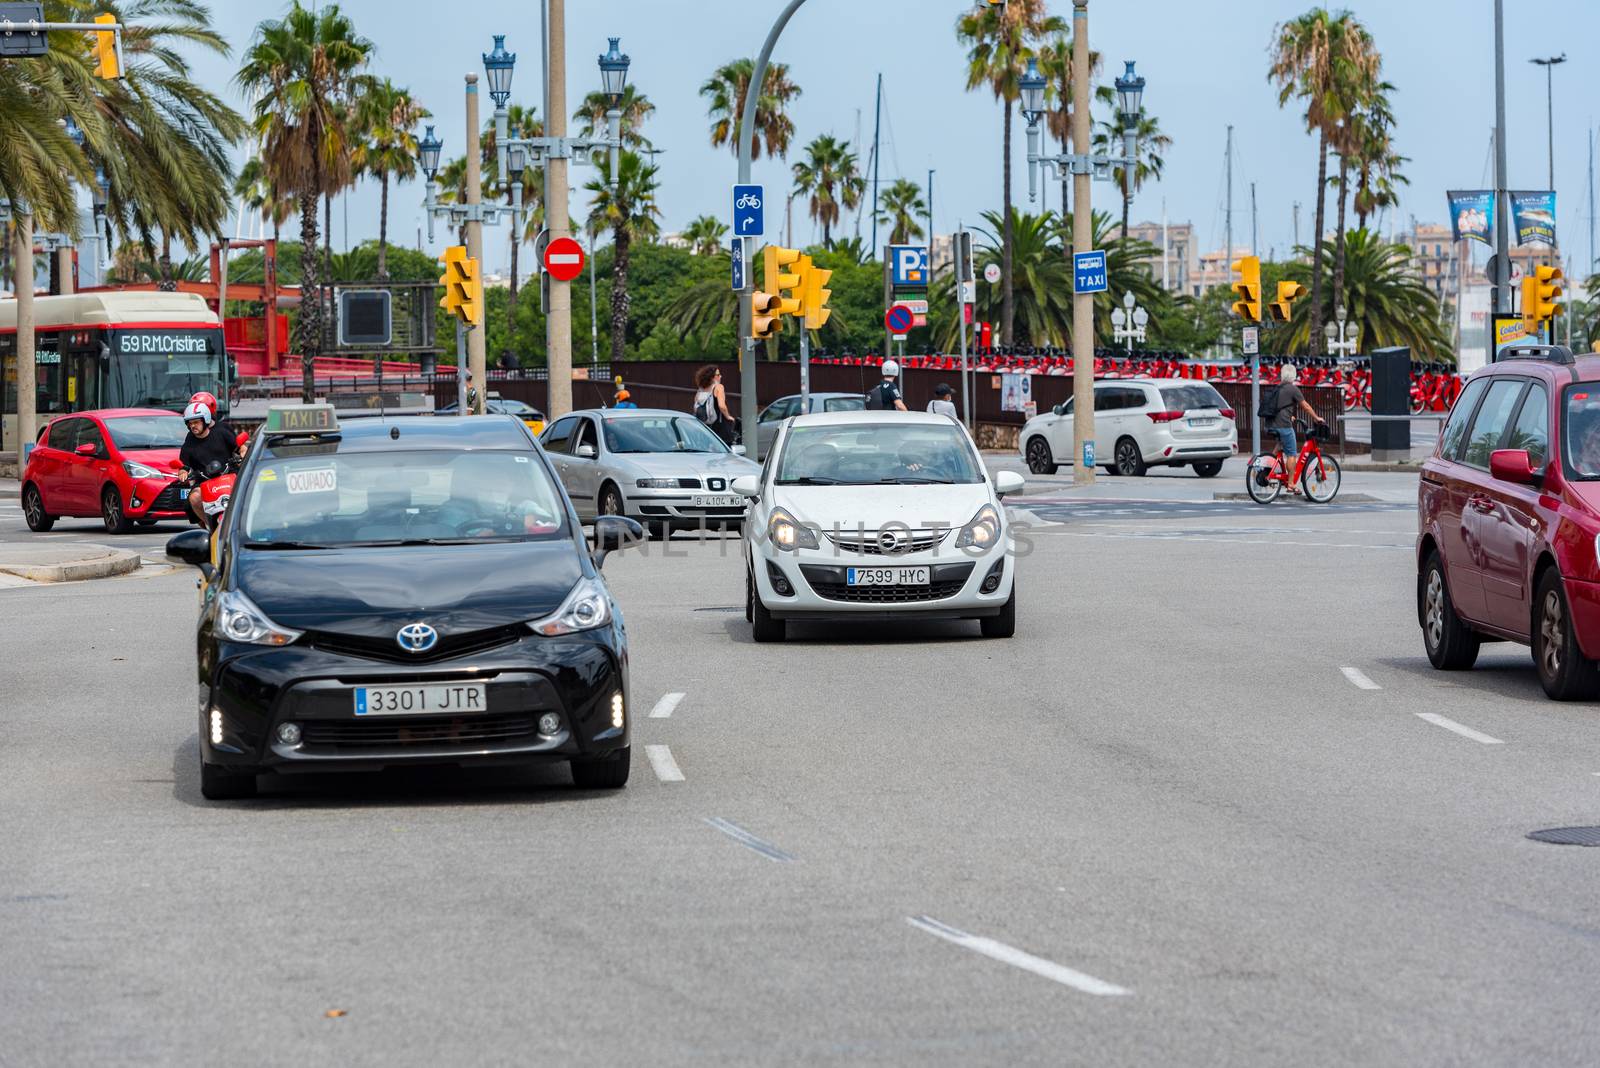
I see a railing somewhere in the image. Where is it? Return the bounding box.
[1335,412,1448,461]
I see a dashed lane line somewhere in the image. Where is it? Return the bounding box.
[906,916,1132,997]
[1416,712,1505,745]
[703,817,795,862]
[1340,666,1383,691]
[649,692,685,719]
[645,745,685,783]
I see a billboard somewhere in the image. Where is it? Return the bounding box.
[1446,190,1494,246]
[1510,190,1557,247]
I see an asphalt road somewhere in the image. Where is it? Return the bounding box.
[6,465,1600,1065]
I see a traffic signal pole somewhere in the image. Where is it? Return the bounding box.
[737,0,809,450]
[464,75,487,414]
[1070,0,1095,485]
[1491,0,1511,356]
[12,212,36,455]
[546,0,574,419]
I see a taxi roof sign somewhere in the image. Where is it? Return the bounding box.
[263,403,340,436]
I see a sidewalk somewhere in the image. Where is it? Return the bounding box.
[0,543,141,583]
[983,453,1420,505]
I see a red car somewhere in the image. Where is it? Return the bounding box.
[1419,343,1600,699]
[22,408,190,534]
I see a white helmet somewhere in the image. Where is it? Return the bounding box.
[881,359,900,377]
[183,401,213,426]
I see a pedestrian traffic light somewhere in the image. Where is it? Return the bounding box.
[750,290,782,341]
[1521,264,1564,334]
[438,245,483,327]
[763,245,803,318]
[1230,255,1261,323]
[797,255,833,330]
[1268,280,1306,323]
[91,13,120,79]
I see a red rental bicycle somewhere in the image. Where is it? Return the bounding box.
[1245,420,1342,504]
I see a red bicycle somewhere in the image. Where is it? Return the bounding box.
[1246,421,1342,504]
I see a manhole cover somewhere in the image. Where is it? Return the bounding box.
[1527,826,1600,846]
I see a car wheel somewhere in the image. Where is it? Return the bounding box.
[745,565,755,623]
[1420,552,1480,671]
[1533,569,1600,700]
[200,760,258,801]
[1113,437,1146,477]
[980,586,1016,638]
[1192,460,1223,478]
[1025,437,1058,474]
[571,746,630,789]
[751,588,786,643]
[1102,465,1119,478]
[101,486,132,534]
[598,484,624,518]
[22,484,54,532]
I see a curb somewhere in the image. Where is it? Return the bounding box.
[1339,463,1424,473]
[0,547,142,583]
[1212,491,1386,504]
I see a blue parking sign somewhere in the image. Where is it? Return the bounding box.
[889,245,929,287]
[1073,250,1108,294]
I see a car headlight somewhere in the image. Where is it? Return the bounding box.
[635,478,679,489]
[122,460,168,480]
[215,589,303,646]
[955,503,1002,550]
[528,576,612,636]
[768,507,819,551]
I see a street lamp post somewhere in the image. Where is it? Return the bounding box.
[1325,307,1359,359]
[1109,291,1147,355]
[1020,22,1145,484]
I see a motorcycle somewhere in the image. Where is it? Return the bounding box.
[172,430,250,530]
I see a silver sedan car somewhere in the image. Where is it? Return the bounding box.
[540,408,761,537]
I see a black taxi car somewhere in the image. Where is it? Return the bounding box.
[166,404,643,799]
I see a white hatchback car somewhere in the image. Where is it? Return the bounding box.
[1018,378,1238,477]
[733,412,1024,643]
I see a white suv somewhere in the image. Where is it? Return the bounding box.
[1018,378,1238,477]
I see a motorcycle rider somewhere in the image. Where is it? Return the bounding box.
[178,401,244,526]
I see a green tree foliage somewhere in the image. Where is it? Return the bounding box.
[791,134,864,248]
[877,179,928,245]
[701,58,800,160]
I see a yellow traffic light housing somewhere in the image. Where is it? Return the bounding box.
[438,245,484,328]
[1522,264,1564,334]
[763,245,803,318]
[92,13,120,79]
[750,291,782,341]
[1230,255,1261,323]
[1268,280,1306,323]
[797,255,833,330]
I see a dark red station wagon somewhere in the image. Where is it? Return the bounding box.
[1419,343,1600,699]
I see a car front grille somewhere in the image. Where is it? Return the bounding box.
[149,484,186,511]
[798,562,973,603]
[301,712,538,748]
[303,624,525,664]
[825,528,949,555]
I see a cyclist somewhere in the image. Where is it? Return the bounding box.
[1269,364,1327,456]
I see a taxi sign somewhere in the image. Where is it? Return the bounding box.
[263,403,340,436]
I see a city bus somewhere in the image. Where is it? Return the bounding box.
[1,291,227,451]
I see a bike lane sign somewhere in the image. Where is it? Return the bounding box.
[733,185,764,237]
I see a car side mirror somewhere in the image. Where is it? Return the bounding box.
[1489,448,1538,485]
[730,475,760,499]
[1051,404,1063,416]
[732,444,747,456]
[575,443,596,459]
[166,529,211,569]
[994,470,1026,497]
[75,442,97,456]
[169,459,184,471]
[590,514,643,569]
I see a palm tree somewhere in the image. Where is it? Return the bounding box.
[681,215,728,256]
[956,0,1065,346]
[877,179,927,245]
[1269,8,1378,354]
[791,134,864,247]
[233,157,294,239]
[586,152,661,363]
[352,79,427,279]
[701,58,801,160]
[664,272,738,346]
[830,235,872,267]
[574,85,654,148]
[1093,109,1172,251]
[237,2,373,401]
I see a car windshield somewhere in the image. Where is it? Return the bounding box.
[604,415,727,454]
[1563,386,1600,480]
[240,449,568,547]
[1158,385,1226,411]
[104,414,186,449]
[498,399,540,416]
[775,423,984,485]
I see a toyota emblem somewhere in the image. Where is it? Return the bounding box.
[396,622,439,653]
[878,529,905,553]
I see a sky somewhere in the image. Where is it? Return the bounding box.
[188,0,1600,278]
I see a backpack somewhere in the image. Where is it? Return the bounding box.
[864,382,897,411]
[1259,385,1285,427]
[695,389,719,425]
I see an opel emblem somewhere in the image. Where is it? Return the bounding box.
[396,622,439,653]
[878,529,905,553]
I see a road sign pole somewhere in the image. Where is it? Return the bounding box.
[1070,0,1095,484]
[800,328,811,412]
[456,321,467,414]
[1250,346,1260,459]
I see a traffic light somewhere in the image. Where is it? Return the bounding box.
[438,245,483,327]
[763,244,803,318]
[750,290,782,341]
[1230,255,1261,322]
[797,255,833,330]
[1521,264,1564,334]
[1268,280,1306,323]
[91,13,120,79]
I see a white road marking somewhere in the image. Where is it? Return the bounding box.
[1340,666,1382,691]
[906,916,1131,997]
[1416,712,1504,745]
[703,817,794,862]
[649,692,685,719]
[645,744,685,782]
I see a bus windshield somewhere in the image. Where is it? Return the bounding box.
[106,329,225,410]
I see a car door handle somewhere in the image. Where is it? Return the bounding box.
[1467,494,1494,514]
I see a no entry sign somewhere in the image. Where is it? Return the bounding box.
[884,303,915,335]
[544,236,586,282]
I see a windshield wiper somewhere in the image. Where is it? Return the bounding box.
[242,540,335,550]
[335,537,524,547]
[877,476,954,484]
[778,476,842,485]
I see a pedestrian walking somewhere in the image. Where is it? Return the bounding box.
[864,360,908,411]
[926,383,958,419]
[693,365,736,444]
